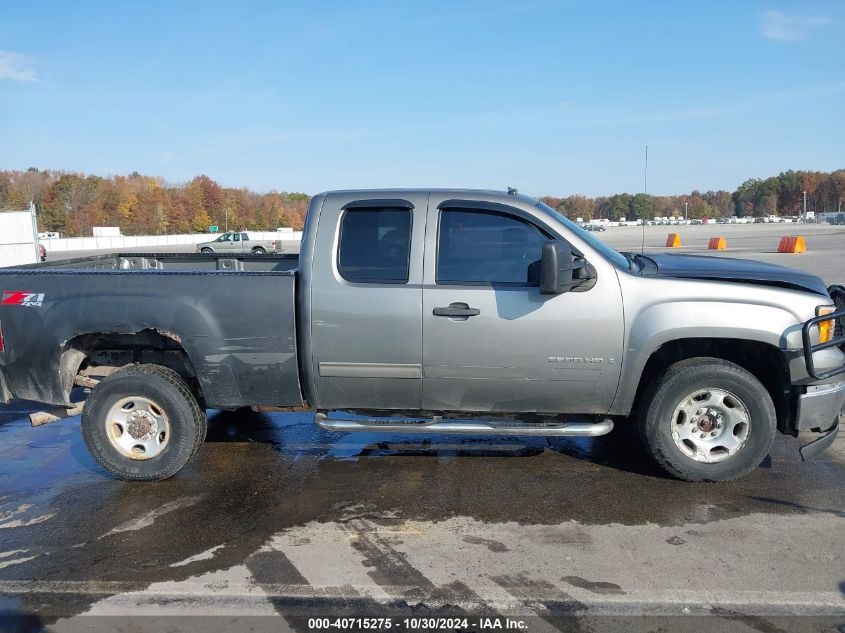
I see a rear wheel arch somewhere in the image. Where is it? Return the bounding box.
[60,329,204,405]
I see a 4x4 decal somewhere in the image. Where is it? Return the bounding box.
[1,291,45,307]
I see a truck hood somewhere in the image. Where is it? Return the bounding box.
[638,252,829,296]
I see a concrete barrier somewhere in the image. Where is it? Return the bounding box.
[777,236,806,253]
[708,237,727,250]
[40,231,303,253]
[666,233,681,248]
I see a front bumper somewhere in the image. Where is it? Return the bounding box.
[799,418,839,461]
[795,381,845,430]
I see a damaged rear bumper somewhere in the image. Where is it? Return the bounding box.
[0,366,12,404]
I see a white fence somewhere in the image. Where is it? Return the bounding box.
[0,205,39,267]
[41,230,303,253]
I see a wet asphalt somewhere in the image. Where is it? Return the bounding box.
[0,399,843,631]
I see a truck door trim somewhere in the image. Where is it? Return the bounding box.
[319,362,421,379]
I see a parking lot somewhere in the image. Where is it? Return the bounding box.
[601,222,845,283]
[3,221,844,630]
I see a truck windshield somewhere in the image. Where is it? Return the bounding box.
[534,201,632,270]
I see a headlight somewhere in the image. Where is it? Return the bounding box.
[816,305,836,344]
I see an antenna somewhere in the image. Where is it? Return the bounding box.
[641,145,648,254]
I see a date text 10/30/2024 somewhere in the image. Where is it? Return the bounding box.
[307,618,529,630]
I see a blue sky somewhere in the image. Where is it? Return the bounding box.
[1,1,843,197]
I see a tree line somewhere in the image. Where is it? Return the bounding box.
[0,167,843,236]
[0,169,310,236]
[542,169,844,221]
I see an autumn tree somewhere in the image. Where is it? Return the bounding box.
[191,206,212,232]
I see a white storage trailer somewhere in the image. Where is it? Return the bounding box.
[0,204,40,267]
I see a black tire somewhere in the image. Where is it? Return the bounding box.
[200,247,213,254]
[251,247,266,255]
[638,357,776,482]
[81,364,207,481]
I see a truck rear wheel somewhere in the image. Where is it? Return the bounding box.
[638,358,776,481]
[81,364,207,481]
[251,246,266,255]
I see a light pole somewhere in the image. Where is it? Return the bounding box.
[684,202,688,224]
[803,191,807,223]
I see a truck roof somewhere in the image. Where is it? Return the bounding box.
[318,188,539,206]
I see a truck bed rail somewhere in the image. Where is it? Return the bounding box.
[9,252,299,273]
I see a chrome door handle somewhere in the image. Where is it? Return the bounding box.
[433,302,480,317]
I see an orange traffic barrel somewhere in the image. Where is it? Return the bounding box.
[708,237,727,250]
[666,233,681,248]
[777,236,806,253]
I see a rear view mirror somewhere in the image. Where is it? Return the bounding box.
[539,240,586,294]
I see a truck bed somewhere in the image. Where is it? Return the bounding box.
[13,252,300,272]
[0,252,303,409]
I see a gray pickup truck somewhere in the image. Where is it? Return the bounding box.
[1,189,843,482]
[196,231,281,254]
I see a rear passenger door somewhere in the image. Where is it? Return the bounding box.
[308,193,427,409]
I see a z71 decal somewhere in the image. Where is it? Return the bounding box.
[1,291,45,307]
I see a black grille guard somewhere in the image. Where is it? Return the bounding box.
[802,307,845,380]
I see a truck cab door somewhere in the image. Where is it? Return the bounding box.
[217,233,233,251]
[421,196,624,415]
[232,232,243,252]
[307,193,427,409]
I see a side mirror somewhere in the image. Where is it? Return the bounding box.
[539,240,586,294]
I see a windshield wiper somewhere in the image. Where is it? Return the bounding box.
[621,251,639,271]
[623,251,654,272]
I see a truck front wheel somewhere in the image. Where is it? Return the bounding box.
[638,358,776,481]
[81,364,207,481]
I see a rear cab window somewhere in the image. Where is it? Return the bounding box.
[338,207,412,283]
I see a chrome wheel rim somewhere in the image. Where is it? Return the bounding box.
[670,388,750,463]
[105,396,171,460]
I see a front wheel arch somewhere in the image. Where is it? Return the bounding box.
[627,338,790,433]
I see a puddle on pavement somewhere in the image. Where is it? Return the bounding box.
[0,403,843,622]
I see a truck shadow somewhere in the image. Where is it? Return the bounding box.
[203,409,673,479]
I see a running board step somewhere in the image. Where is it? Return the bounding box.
[315,413,613,437]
